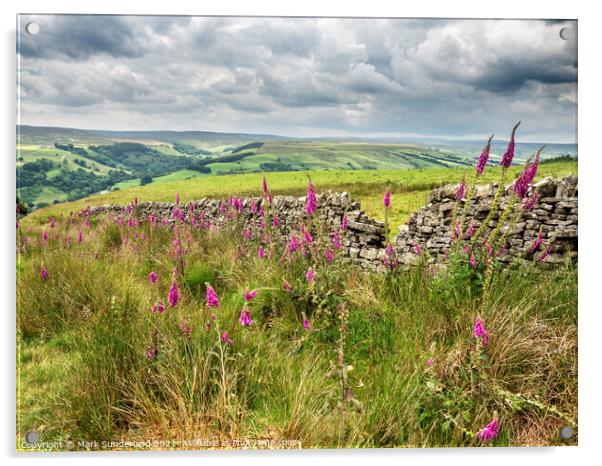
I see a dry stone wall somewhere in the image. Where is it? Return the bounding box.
[88,175,577,271]
[394,175,578,265]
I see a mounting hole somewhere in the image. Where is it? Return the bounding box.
[25,22,39,35]
[559,27,572,41]
[560,426,574,439]
[25,431,39,444]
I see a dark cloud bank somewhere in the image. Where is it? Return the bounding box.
[17,15,577,142]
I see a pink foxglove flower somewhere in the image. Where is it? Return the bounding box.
[262,175,269,195]
[455,177,466,200]
[152,300,165,314]
[470,255,477,269]
[149,271,158,284]
[283,280,293,292]
[476,134,494,175]
[306,268,315,282]
[383,191,391,208]
[244,289,258,302]
[500,122,520,168]
[414,243,422,256]
[477,419,499,441]
[301,224,313,246]
[341,215,349,231]
[40,265,48,281]
[427,357,434,367]
[306,180,317,215]
[258,246,265,259]
[529,231,543,253]
[539,243,553,262]
[146,347,156,360]
[179,319,191,337]
[325,248,334,262]
[473,317,490,346]
[239,308,253,327]
[168,281,180,307]
[206,285,220,308]
[221,331,233,345]
[332,230,343,249]
[465,222,475,239]
[303,318,311,332]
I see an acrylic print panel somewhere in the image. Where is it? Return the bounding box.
[16,14,577,451]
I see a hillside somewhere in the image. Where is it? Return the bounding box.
[16,125,578,211]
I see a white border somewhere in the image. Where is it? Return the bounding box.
[2,1,600,465]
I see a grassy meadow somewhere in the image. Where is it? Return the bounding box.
[16,159,578,450]
[25,161,577,242]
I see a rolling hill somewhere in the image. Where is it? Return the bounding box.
[16,125,577,210]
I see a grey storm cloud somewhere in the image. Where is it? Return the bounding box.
[17,15,577,142]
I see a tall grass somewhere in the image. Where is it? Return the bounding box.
[16,212,577,449]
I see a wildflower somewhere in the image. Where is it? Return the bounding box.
[301,224,313,246]
[539,243,553,262]
[476,134,494,175]
[427,357,434,367]
[414,243,422,256]
[465,222,475,239]
[529,231,543,253]
[152,300,165,314]
[244,289,258,302]
[455,177,466,200]
[206,285,220,308]
[473,317,490,346]
[168,281,180,307]
[332,230,343,249]
[325,248,334,262]
[477,419,500,441]
[239,308,253,327]
[40,265,48,281]
[77,231,83,244]
[341,215,349,230]
[500,122,520,168]
[521,191,538,212]
[175,193,180,205]
[383,190,391,208]
[221,331,233,345]
[306,268,315,282]
[386,243,394,257]
[306,180,317,215]
[145,347,156,360]
[287,235,301,254]
[250,200,257,214]
[50,219,55,229]
[470,255,477,269]
[179,319,191,337]
[262,175,269,195]
[454,221,461,240]
[283,280,293,292]
[303,318,311,332]
[258,246,265,259]
[41,230,49,246]
[272,212,279,227]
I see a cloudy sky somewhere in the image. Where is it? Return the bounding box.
[17,15,577,142]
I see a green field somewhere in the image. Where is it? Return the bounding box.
[26,161,577,236]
